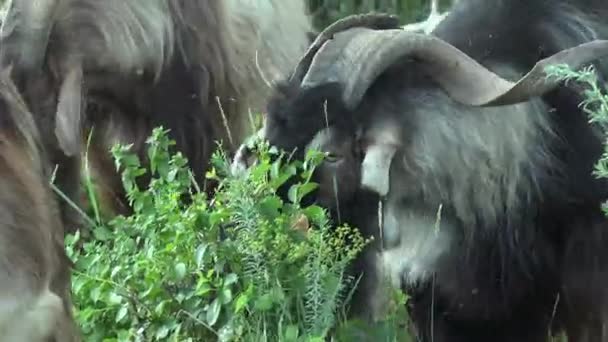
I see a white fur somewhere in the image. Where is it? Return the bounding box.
[226,0,313,114]
[380,200,456,288]
[0,279,63,342]
[360,144,396,196]
[227,0,312,80]
[360,122,401,197]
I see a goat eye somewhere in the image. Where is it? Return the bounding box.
[325,152,341,163]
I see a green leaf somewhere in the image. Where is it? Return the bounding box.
[107,292,123,305]
[270,164,298,189]
[284,325,299,341]
[303,205,327,223]
[223,273,238,286]
[206,298,222,326]
[220,288,232,305]
[167,167,178,182]
[155,324,170,339]
[196,278,212,296]
[253,293,274,312]
[288,184,299,204]
[258,196,283,218]
[270,158,282,180]
[110,266,122,278]
[90,286,102,303]
[195,244,208,268]
[234,292,250,314]
[115,307,128,323]
[155,301,167,315]
[93,226,113,241]
[174,262,187,280]
[297,182,318,199]
[116,329,132,342]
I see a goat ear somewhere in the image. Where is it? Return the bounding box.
[360,142,397,197]
[55,65,83,157]
[359,125,400,197]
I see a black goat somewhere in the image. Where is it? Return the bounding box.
[232,1,608,341]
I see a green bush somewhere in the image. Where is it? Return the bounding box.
[545,64,608,186]
[65,127,410,341]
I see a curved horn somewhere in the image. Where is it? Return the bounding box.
[0,0,58,70]
[299,27,608,109]
[289,13,401,83]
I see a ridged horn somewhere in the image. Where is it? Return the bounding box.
[298,24,608,110]
[290,13,401,84]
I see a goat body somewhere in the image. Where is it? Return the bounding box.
[0,68,79,342]
[0,0,314,224]
[234,1,608,341]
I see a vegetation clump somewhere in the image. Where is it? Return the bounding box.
[66,127,409,341]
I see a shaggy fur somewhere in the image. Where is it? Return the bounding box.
[0,68,79,341]
[237,0,608,341]
[0,0,314,222]
[227,0,314,113]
